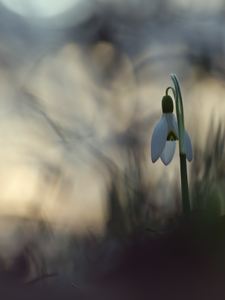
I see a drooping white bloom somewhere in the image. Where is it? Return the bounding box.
[151,113,193,165]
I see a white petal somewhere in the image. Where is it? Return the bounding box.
[184,130,193,161]
[165,113,179,138]
[151,116,168,162]
[160,141,176,165]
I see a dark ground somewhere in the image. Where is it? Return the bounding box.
[1,214,225,300]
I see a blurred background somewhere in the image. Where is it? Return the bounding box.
[1,0,225,297]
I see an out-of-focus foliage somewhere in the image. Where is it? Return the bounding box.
[191,122,225,219]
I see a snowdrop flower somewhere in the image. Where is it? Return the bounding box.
[151,95,192,165]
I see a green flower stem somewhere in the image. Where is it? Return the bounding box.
[180,153,191,214]
[166,74,191,215]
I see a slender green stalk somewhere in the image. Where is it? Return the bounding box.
[166,74,191,215]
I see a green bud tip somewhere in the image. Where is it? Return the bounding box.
[161,95,174,113]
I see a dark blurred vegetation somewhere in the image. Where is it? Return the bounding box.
[1,0,225,299]
[191,121,225,219]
